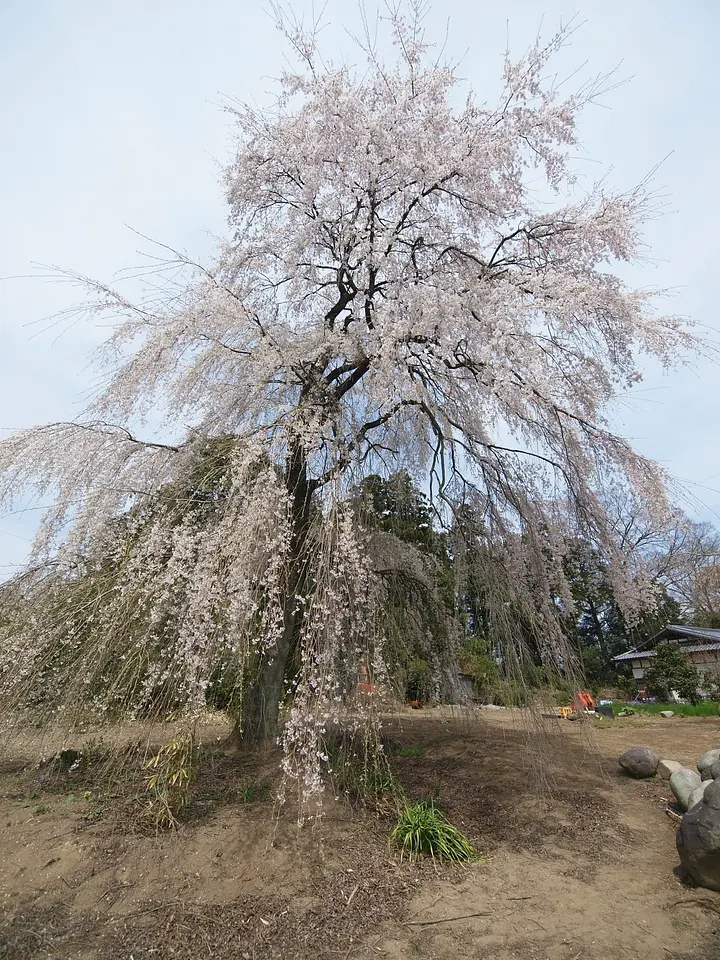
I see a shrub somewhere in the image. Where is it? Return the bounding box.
[389,801,477,862]
[645,643,700,704]
[328,730,402,807]
[459,639,500,696]
[143,733,196,828]
[405,657,432,703]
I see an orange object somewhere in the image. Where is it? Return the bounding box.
[558,706,573,719]
[357,665,376,696]
[573,690,595,712]
[410,700,422,709]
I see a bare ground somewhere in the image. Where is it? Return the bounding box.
[2,708,720,960]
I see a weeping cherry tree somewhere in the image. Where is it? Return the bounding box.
[0,3,696,801]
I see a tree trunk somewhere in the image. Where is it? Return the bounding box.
[232,439,313,748]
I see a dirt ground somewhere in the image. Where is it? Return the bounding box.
[2,709,720,960]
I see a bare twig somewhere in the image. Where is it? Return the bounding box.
[667,896,720,914]
[404,911,492,926]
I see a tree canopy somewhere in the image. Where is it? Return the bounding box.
[0,4,699,802]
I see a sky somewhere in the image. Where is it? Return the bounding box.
[1,0,719,575]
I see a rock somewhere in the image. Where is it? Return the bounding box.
[658,759,685,780]
[688,780,713,811]
[697,749,720,774]
[710,760,720,780]
[670,768,703,811]
[702,760,720,781]
[618,746,660,779]
[677,779,720,890]
[659,710,674,718]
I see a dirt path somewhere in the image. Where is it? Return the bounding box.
[1,709,719,959]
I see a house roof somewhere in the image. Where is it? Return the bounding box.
[613,643,720,662]
[659,625,720,643]
[612,624,720,663]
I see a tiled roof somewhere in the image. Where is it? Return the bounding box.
[613,643,720,662]
[612,624,720,663]
[662,625,720,642]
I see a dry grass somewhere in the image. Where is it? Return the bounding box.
[2,709,720,960]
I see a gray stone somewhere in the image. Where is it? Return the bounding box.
[702,760,720,781]
[697,749,720,774]
[618,746,660,779]
[688,780,713,811]
[670,768,703,811]
[659,710,675,718]
[658,759,685,780]
[677,779,720,890]
[703,760,720,780]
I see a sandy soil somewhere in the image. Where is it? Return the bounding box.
[1,708,720,960]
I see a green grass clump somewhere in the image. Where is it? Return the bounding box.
[240,779,270,803]
[394,746,424,758]
[619,701,720,717]
[390,801,477,863]
[328,732,403,807]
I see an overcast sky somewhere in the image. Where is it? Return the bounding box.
[1,0,719,575]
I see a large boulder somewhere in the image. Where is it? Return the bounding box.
[659,710,674,718]
[688,780,713,811]
[658,759,685,780]
[701,759,720,782]
[677,779,720,890]
[697,749,720,775]
[618,747,660,779]
[670,768,703,811]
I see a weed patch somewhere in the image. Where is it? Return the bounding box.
[390,801,477,863]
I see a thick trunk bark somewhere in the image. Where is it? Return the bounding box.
[232,440,313,748]
[238,564,302,747]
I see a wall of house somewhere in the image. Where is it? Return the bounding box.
[630,650,720,694]
[632,660,647,681]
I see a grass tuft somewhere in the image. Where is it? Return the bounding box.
[618,701,720,717]
[393,746,424,758]
[240,779,271,804]
[389,801,477,863]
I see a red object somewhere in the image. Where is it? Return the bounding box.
[357,665,376,696]
[574,690,595,712]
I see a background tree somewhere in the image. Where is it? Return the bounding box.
[351,472,458,703]
[563,538,683,688]
[558,490,720,688]
[0,4,697,798]
[645,642,700,703]
[657,521,720,627]
[599,491,720,626]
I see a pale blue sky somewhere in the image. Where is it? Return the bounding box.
[1,0,719,574]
